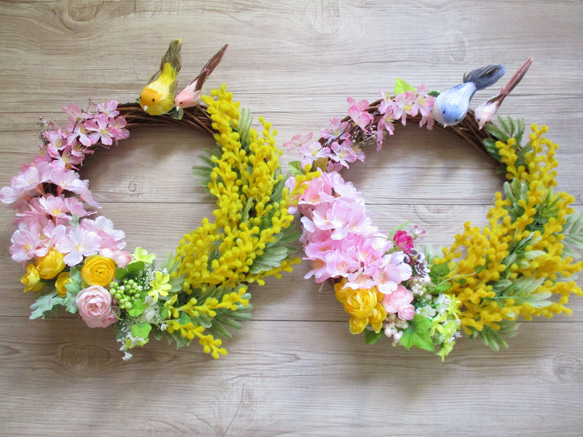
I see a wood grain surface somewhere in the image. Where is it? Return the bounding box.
[1,1,582,435]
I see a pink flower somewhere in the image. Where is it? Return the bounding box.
[63,103,89,124]
[108,116,130,142]
[82,216,126,251]
[366,252,412,294]
[38,195,67,219]
[9,223,46,262]
[311,199,371,240]
[320,117,350,141]
[329,140,360,168]
[393,230,415,254]
[44,128,67,151]
[347,97,374,131]
[299,142,331,169]
[12,166,43,192]
[297,177,335,213]
[283,132,313,152]
[56,226,101,266]
[76,285,119,328]
[96,100,119,118]
[99,248,131,268]
[398,304,416,321]
[382,285,414,314]
[392,91,417,124]
[84,114,115,146]
[67,122,92,147]
[48,167,86,195]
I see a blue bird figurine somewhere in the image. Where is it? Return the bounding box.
[432,64,506,127]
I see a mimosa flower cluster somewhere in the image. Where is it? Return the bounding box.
[1,86,310,360]
[289,79,583,358]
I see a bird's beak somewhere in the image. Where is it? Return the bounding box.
[143,106,148,112]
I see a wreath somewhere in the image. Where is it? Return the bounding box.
[287,59,583,359]
[0,40,314,360]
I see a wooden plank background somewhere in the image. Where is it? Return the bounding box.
[1,1,582,435]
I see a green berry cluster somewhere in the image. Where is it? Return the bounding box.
[109,279,145,310]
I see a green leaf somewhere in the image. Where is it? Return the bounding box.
[130,322,152,340]
[238,107,253,146]
[433,281,452,294]
[249,245,289,274]
[69,214,80,228]
[364,329,384,345]
[399,314,435,352]
[30,291,65,319]
[127,299,147,317]
[430,262,450,282]
[288,161,304,176]
[116,261,146,281]
[394,78,416,95]
[474,320,520,351]
[178,312,191,326]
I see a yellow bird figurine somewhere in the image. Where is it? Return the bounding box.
[139,39,182,116]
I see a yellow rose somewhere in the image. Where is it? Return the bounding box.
[368,303,387,333]
[341,287,378,318]
[35,248,66,280]
[81,255,116,287]
[349,316,369,335]
[55,272,71,297]
[21,264,44,292]
[334,280,350,303]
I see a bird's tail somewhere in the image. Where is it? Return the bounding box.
[194,44,228,92]
[463,64,506,90]
[149,39,182,83]
[160,38,182,74]
[499,57,533,96]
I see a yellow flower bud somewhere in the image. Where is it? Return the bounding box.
[35,248,66,280]
[21,264,44,293]
[55,271,71,297]
[81,255,116,287]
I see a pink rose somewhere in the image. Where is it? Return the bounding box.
[382,285,414,314]
[76,285,119,328]
[397,303,416,321]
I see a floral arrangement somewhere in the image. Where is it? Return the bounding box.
[286,78,583,359]
[1,84,315,360]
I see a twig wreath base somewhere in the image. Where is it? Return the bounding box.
[1,85,314,360]
[288,79,583,359]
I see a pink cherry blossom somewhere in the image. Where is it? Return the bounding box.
[96,100,120,118]
[108,116,130,142]
[392,91,417,125]
[329,140,360,168]
[283,132,313,152]
[38,195,67,219]
[299,142,331,169]
[320,117,350,141]
[85,114,115,146]
[347,97,374,131]
[9,222,47,262]
[56,226,101,266]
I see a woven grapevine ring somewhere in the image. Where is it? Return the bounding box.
[288,70,583,359]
